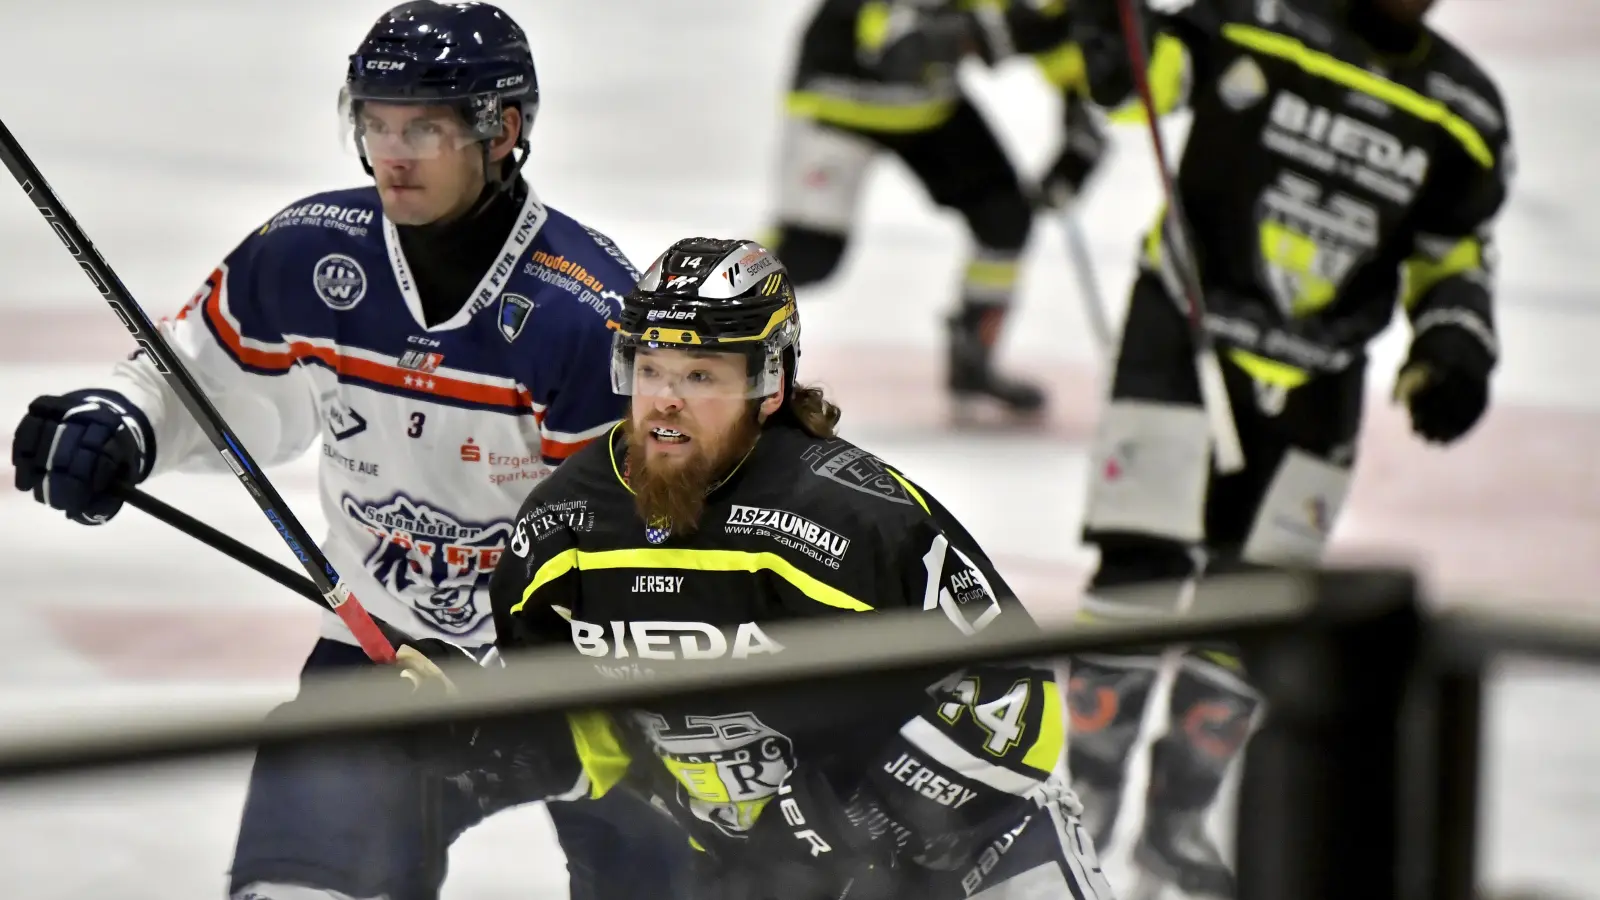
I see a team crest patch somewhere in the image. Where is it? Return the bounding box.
[341,492,512,634]
[313,254,367,311]
[798,442,913,506]
[645,517,672,544]
[499,292,534,342]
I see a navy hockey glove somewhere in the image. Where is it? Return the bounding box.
[1041,94,1110,209]
[1396,320,1494,444]
[12,389,154,525]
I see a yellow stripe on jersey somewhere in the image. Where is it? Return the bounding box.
[1401,236,1484,310]
[856,1,893,53]
[566,710,632,799]
[785,91,957,133]
[1020,678,1065,773]
[1222,24,1494,168]
[1034,41,1088,92]
[884,467,931,514]
[515,548,581,612]
[1107,34,1190,122]
[511,547,875,615]
[1225,348,1311,389]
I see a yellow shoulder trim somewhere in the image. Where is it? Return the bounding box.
[511,548,579,615]
[566,710,631,799]
[1222,24,1493,168]
[579,548,874,612]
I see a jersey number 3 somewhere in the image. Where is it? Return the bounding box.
[407,412,426,438]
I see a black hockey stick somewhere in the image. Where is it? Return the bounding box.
[0,117,397,664]
[1113,0,1245,473]
[113,485,323,605]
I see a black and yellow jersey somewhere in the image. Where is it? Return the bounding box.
[1079,0,1512,388]
[788,0,1080,133]
[485,419,1064,867]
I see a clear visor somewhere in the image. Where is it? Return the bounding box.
[611,339,783,400]
[338,88,483,161]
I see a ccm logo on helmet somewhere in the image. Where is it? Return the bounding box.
[496,74,525,88]
[365,60,405,71]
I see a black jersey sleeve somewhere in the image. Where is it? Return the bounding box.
[489,479,587,650]
[1398,72,1513,367]
[856,1,982,78]
[1073,0,1220,111]
[851,472,1065,867]
[982,0,1077,60]
[476,474,634,806]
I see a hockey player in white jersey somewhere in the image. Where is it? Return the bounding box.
[8,3,693,899]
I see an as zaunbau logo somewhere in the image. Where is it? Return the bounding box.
[342,492,511,633]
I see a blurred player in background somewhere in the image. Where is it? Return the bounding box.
[1059,0,1514,895]
[398,236,1115,899]
[763,0,1112,417]
[8,2,692,898]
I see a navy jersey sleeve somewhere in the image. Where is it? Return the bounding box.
[534,309,627,466]
[104,215,322,476]
[523,220,635,466]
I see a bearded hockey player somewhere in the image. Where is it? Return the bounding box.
[765,0,1110,416]
[1059,0,1514,896]
[393,236,1111,900]
[7,3,691,898]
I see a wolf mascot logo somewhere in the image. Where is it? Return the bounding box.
[342,493,512,633]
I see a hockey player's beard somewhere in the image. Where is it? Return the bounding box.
[625,409,761,538]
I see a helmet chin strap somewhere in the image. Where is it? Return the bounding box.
[781,346,799,401]
[478,102,533,199]
[456,131,528,219]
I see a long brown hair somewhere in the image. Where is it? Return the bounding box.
[785,382,841,439]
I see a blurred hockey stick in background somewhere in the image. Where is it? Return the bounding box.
[1039,180,1116,355]
[1113,0,1245,473]
[1059,206,1116,353]
[0,116,399,665]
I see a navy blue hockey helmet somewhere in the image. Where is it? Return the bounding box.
[341,1,538,184]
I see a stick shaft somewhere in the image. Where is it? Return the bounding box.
[0,117,395,662]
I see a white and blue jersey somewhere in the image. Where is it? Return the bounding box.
[107,184,635,648]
